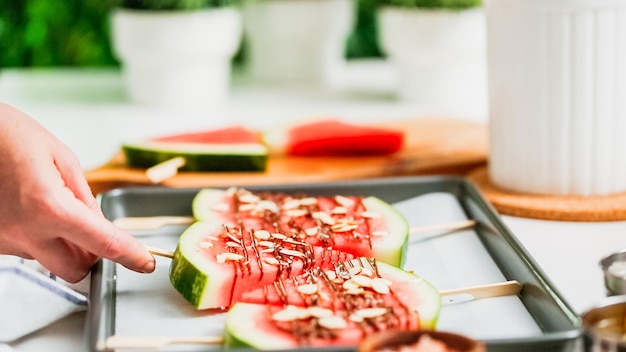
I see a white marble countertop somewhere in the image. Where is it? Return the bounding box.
[1,65,624,352]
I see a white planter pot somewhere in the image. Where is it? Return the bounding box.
[485,0,626,196]
[378,7,487,112]
[111,8,242,109]
[243,0,354,85]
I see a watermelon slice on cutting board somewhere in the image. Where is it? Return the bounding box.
[263,118,405,156]
[224,257,441,350]
[121,126,268,172]
[191,187,409,267]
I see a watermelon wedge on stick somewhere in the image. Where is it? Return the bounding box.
[169,221,356,309]
[224,257,441,350]
[121,126,268,172]
[192,187,409,267]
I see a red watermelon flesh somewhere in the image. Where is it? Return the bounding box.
[265,119,404,156]
[169,221,355,309]
[150,126,262,144]
[225,258,441,350]
[192,188,409,267]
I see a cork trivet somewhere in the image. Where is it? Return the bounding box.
[467,166,626,221]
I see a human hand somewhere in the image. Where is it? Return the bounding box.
[0,103,155,283]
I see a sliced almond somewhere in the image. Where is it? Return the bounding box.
[297,283,318,295]
[238,203,256,212]
[299,197,318,206]
[360,267,373,277]
[345,287,365,295]
[318,316,347,330]
[335,195,355,207]
[271,233,287,240]
[351,275,373,288]
[264,257,280,266]
[342,280,360,291]
[325,270,337,281]
[304,227,318,236]
[253,230,271,240]
[282,199,301,210]
[256,200,279,213]
[272,306,308,322]
[307,306,333,318]
[279,248,306,258]
[216,252,244,263]
[313,211,335,225]
[332,224,359,232]
[257,240,275,248]
[355,307,388,318]
[238,193,260,204]
[349,313,364,323]
[371,278,391,294]
[348,267,362,276]
[361,211,381,219]
[331,206,348,215]
[225,241,241,248]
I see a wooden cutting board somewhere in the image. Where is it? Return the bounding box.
[85,118,488,195]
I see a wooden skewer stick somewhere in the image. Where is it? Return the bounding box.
[440,280,522,299]
[146,156,186,184]
[409,219,475,235]
[113,216,195,231]
[145,245,175,259]
[104,335,223,350]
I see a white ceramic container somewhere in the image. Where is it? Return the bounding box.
[485,0,626,196]
[378,7,487,112]
[242,0,354,85]
[111,8,242,110]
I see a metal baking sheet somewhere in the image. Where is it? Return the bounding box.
[86,176,581,352]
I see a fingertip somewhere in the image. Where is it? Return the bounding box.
[142,255,156,273]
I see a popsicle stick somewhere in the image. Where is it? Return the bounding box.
[113,216,195,231]
[440,280,522,299]
[146,156,186,184]
[409,219,475,235]
[409,219,476,243]
[146,246,175,259]
[104,335,223,350]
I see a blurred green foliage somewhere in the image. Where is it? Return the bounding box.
[0,0,119,67]
[0,0,479,68]
[379,0,481,9]
[120,0,236,10]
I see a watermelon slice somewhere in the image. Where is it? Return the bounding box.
[169,221,356,309]
[263,119,405,156]
[192,187,409,267]
[121,126,268,172]
[224,257,441,350]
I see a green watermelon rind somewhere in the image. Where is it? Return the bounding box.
[122,142,268,172]
[191,189,409,268]
[169,221,233,309]
[223,260,442,350]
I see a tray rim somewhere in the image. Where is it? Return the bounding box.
[86,175,582,352]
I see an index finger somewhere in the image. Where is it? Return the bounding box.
[58,193,156,274]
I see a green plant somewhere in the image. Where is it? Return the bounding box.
[0,0,118,67]
[119,0,235,10]
[379,0,481,9]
